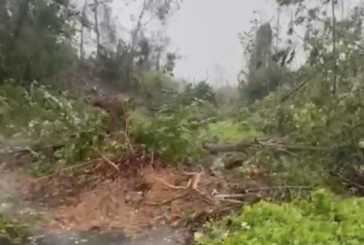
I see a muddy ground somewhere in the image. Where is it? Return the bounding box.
[0,149,271,245]
[0,166,192,245]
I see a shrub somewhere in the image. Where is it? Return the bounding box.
[0,214,29,245]
[207,120,261,143]
[195,190,364,245]
[0,82,112,176]
[130,102,206,163]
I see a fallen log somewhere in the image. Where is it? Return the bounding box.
[203,139,255,154]
[203,137,334,154]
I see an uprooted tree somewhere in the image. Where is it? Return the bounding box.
[2,0,364,244]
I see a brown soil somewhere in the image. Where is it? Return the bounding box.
[39,165,232,233]
[19,153,274,235]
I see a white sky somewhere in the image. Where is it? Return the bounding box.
[166,0,357,85]
[79,0,359,86]
[85,0,281,85]
[166,0,276,85]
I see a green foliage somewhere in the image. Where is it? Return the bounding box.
[182,82,217,105]
[130,102,206,163]
[238,16,291,103]
[207,121,261,143]
[139,71,217,114]
[0,82,105,135]
[0,214,29,245]
[196,190,364,245]
[141,70,177,92]
[0,0,76,82]
[235,0,364,191]
[240,63,289,103]
[248,64,364,186]
[0,81,216,174]
[139,70,178,103]
[0,82,113,176]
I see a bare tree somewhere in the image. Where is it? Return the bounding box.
[92,0,101,57]
[80,0,89,60]
[254,22,273,70]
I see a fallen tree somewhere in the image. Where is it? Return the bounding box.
[203,136,344,154]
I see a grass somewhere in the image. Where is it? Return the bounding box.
[206,120,261,143]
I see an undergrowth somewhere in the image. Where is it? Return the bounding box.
[196,190,364,245]
[207,120,261,143]
[2,0,364,244]
[130,102,207,163]
[0,82,220,174]
[0,81,359,245]
[0,214,29,245]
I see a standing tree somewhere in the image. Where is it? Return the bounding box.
[0,0,77,82]
[238,18,289,103]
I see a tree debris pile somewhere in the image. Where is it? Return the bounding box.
[16,145,302,233]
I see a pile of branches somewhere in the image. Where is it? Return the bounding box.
[204,135,364,197]
[203,136,337,155]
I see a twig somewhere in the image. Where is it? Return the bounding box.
[221,199,244,204]
[204,137,343,154]
[192,188,214,205]
[154,176,187,190]
[244,185,312,192]
[31,158,100,182]
[145,192,189,206]
[93,147,120,173]
[150,151,154,165]
[330,0,337,93]
[214,186,312,199]
[148,171,213,205]
[280,3,364,101]
[124,116,134,154]
[214,194,248,198]
[153,171,203,190]
[280,72,316,102]
[333,172,364,191]
[302,5,364,52]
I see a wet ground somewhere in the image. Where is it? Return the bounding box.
[0,167,191,245]
[0,226,189,245]
[28,226,189,245]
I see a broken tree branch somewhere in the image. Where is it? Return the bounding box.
[203,137,340,154]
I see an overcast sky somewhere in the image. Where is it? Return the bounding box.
[107,0,282,85]
[99,0,356,86]
[165,0,359,85]
[166,0,276,85]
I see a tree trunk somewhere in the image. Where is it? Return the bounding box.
[93,0,100,57]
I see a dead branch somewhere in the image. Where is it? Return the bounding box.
[213,185,312,199]
[93,147,120,173]
[124,116,135,154]
[31,158,100,182]
[153,171,203,190]
[245,185,311,192]
[145,192,189,206]
[147,171,214,206]
[203,137,334,154]
[203,139,254,154]
[153,176,188,190]
[198,117,217,126]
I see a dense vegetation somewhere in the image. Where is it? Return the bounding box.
[0,0,364,244]
[196,190,364,245]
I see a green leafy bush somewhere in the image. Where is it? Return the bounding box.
[207,120,261,143]
[0,82,114,175]
[130,102,206,163]
[196,190,364,245]
[0,214,29,245]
